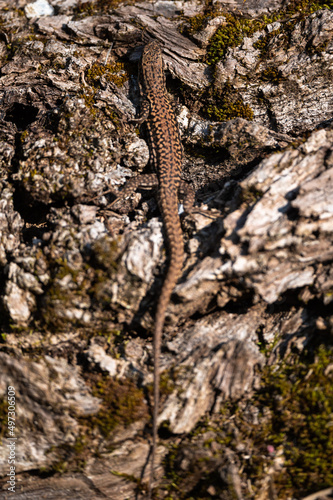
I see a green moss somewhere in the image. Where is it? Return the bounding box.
[162,344,333,499]
[20,130,29,143]
[206,96,253,122]
[307,38,330,55]
[47,435,89,474]
[164,443,183,490]
[253,0,332,60]
[111,469,146,494]
[240,185,265,205]
[8,323,31,333]
[206,14,274,66]
[52,258,80,281]
[41,257,90,328]
[45,372,147,476]
[256,345,333,496]
[77,87,97,116]
[205,82,254,122]
[73,0,97,16]
[29,168,38,180]
[87,374,148,438]
[74,0,127,17]
[50,59,66,71]
[180,9,221,38]
[175,0,332,127]
[260,66,286,84]
[159,371,177,397]
[41,236,124,329]
[184,13,209,36]
[253,29,283,57]
[145,368,178,410]
[78,62,127,120]
[285,0,333,14]
[6,40,21,60]
[205,0,332,66]
[91,237,120,273]
[85,61,128,89]
[164,443,228,499]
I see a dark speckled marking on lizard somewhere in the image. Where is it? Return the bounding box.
[111,39,194,498]
[140,40,185,499]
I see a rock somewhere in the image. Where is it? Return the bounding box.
[0,188,24,266]
[213,0,283,16]
[214,9,333,134]
[160,311,264,433]
[0,352,101,471]
[0,1,332,498]
[3,281,35,324]
[25,0,54,19]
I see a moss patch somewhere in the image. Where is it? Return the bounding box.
[41,257,88,329]
[206,84,254,122]
[202,1,333,66]
[74,0,125,17]
[87,374,148,438]
[47,435,89,474]
[180,10,222,38]
[45,372,147,476]
[260,66,286,85]
[285,0,333,13]
[162,343,333,499]
[85,61,128,89]
[206,14,275,66]
[240,185,265,205]
[256,345,333,496]
[180,0,333,122]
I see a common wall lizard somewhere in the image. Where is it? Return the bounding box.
[137,40,189,498]
[113,39,193,497]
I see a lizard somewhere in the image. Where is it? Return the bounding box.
[111,39,194,497]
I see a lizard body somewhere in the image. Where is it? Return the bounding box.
[139,40,185,498]
[111,40,190,497]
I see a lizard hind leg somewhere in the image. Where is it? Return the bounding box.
[178,180,195,214]
[131,97,150,126]
[110,173,158,213]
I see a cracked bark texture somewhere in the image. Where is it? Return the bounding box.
[0,1,332,499]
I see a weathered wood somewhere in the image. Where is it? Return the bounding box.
[0,0,332,498]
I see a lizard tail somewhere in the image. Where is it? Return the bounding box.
[148,210,184,498]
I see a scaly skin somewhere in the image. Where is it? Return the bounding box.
[111,40,186,497]
[139,40,184,498]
